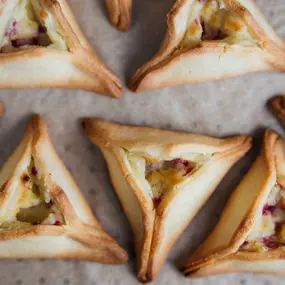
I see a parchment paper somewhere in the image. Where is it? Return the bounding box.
[0,0,285,284]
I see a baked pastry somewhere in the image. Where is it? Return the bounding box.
[0,0,123,98]
[183,129,285,278]
[82,118,252,282]
[129,0,285,92]
[269,95,285,128]
[106,0,132,31]
[0,114,128,263]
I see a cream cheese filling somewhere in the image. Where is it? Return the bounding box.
[240,184,285,252]
[127,151,212,207]
[0,157,64,231]
[180,0,257,49]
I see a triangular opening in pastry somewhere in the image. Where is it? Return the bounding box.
[82,118,252,282]
[1,1,63,53]
[180,1,256,48]
[0,156,65,230]
[183,129,285,278]
[0,114,128,264]
[129,0,285,92]
[238,184,285,253]
[126,153,211,209]
[0,0,122,97]
[178,0,281,49]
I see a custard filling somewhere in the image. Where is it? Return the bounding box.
[180,0,257,49]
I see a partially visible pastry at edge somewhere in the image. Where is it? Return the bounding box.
[0,0,123,97]
[106,0,132,31]
[0,102,4,117]
[82,118,252,282]
[269,95,285,127]
[129,0,285,92]
[0,114,128,263]
[183,129,285,278]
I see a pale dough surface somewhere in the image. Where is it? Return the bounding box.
[0,0,285,284]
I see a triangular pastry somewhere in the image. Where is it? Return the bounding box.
[82,118,252,282]
[129,0,285,92]
[0,114,128,263]
[0,0,123,98]
[183,129,285,278]
[106,0,132,31]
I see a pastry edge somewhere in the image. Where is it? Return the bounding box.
[183,129,285,277]
[0,0,123,98]
[0,114,128,264]
[128,0,285,92]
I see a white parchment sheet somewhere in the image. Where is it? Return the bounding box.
[0,0,285,284]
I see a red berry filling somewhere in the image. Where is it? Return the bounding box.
[31,167,38,175]
[153,197,162,208]
[263,235,279,250]
[264,241,278,249]
[262,204,276,216]
[38,25,47,33]
[172,158,189,167]
[5,20,17,38]
[184,165,196,176]
[11,37,40,48]
[172,158,196,176]
[54,221,61,226]
[22,175,30,182]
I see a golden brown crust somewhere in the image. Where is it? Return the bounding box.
[128,0,188,91]
[0,114,128,264]
[183,129,285,278]
[0,0,123,98]
[82,117,251,155]
[185,249,285,278]
[109,148,155,281]
[129,42,278,92]
[129,0,285,92]
[106,0,132,31]
[269,95,285,128]
[147,138,253,280]
[82,118,252,281]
